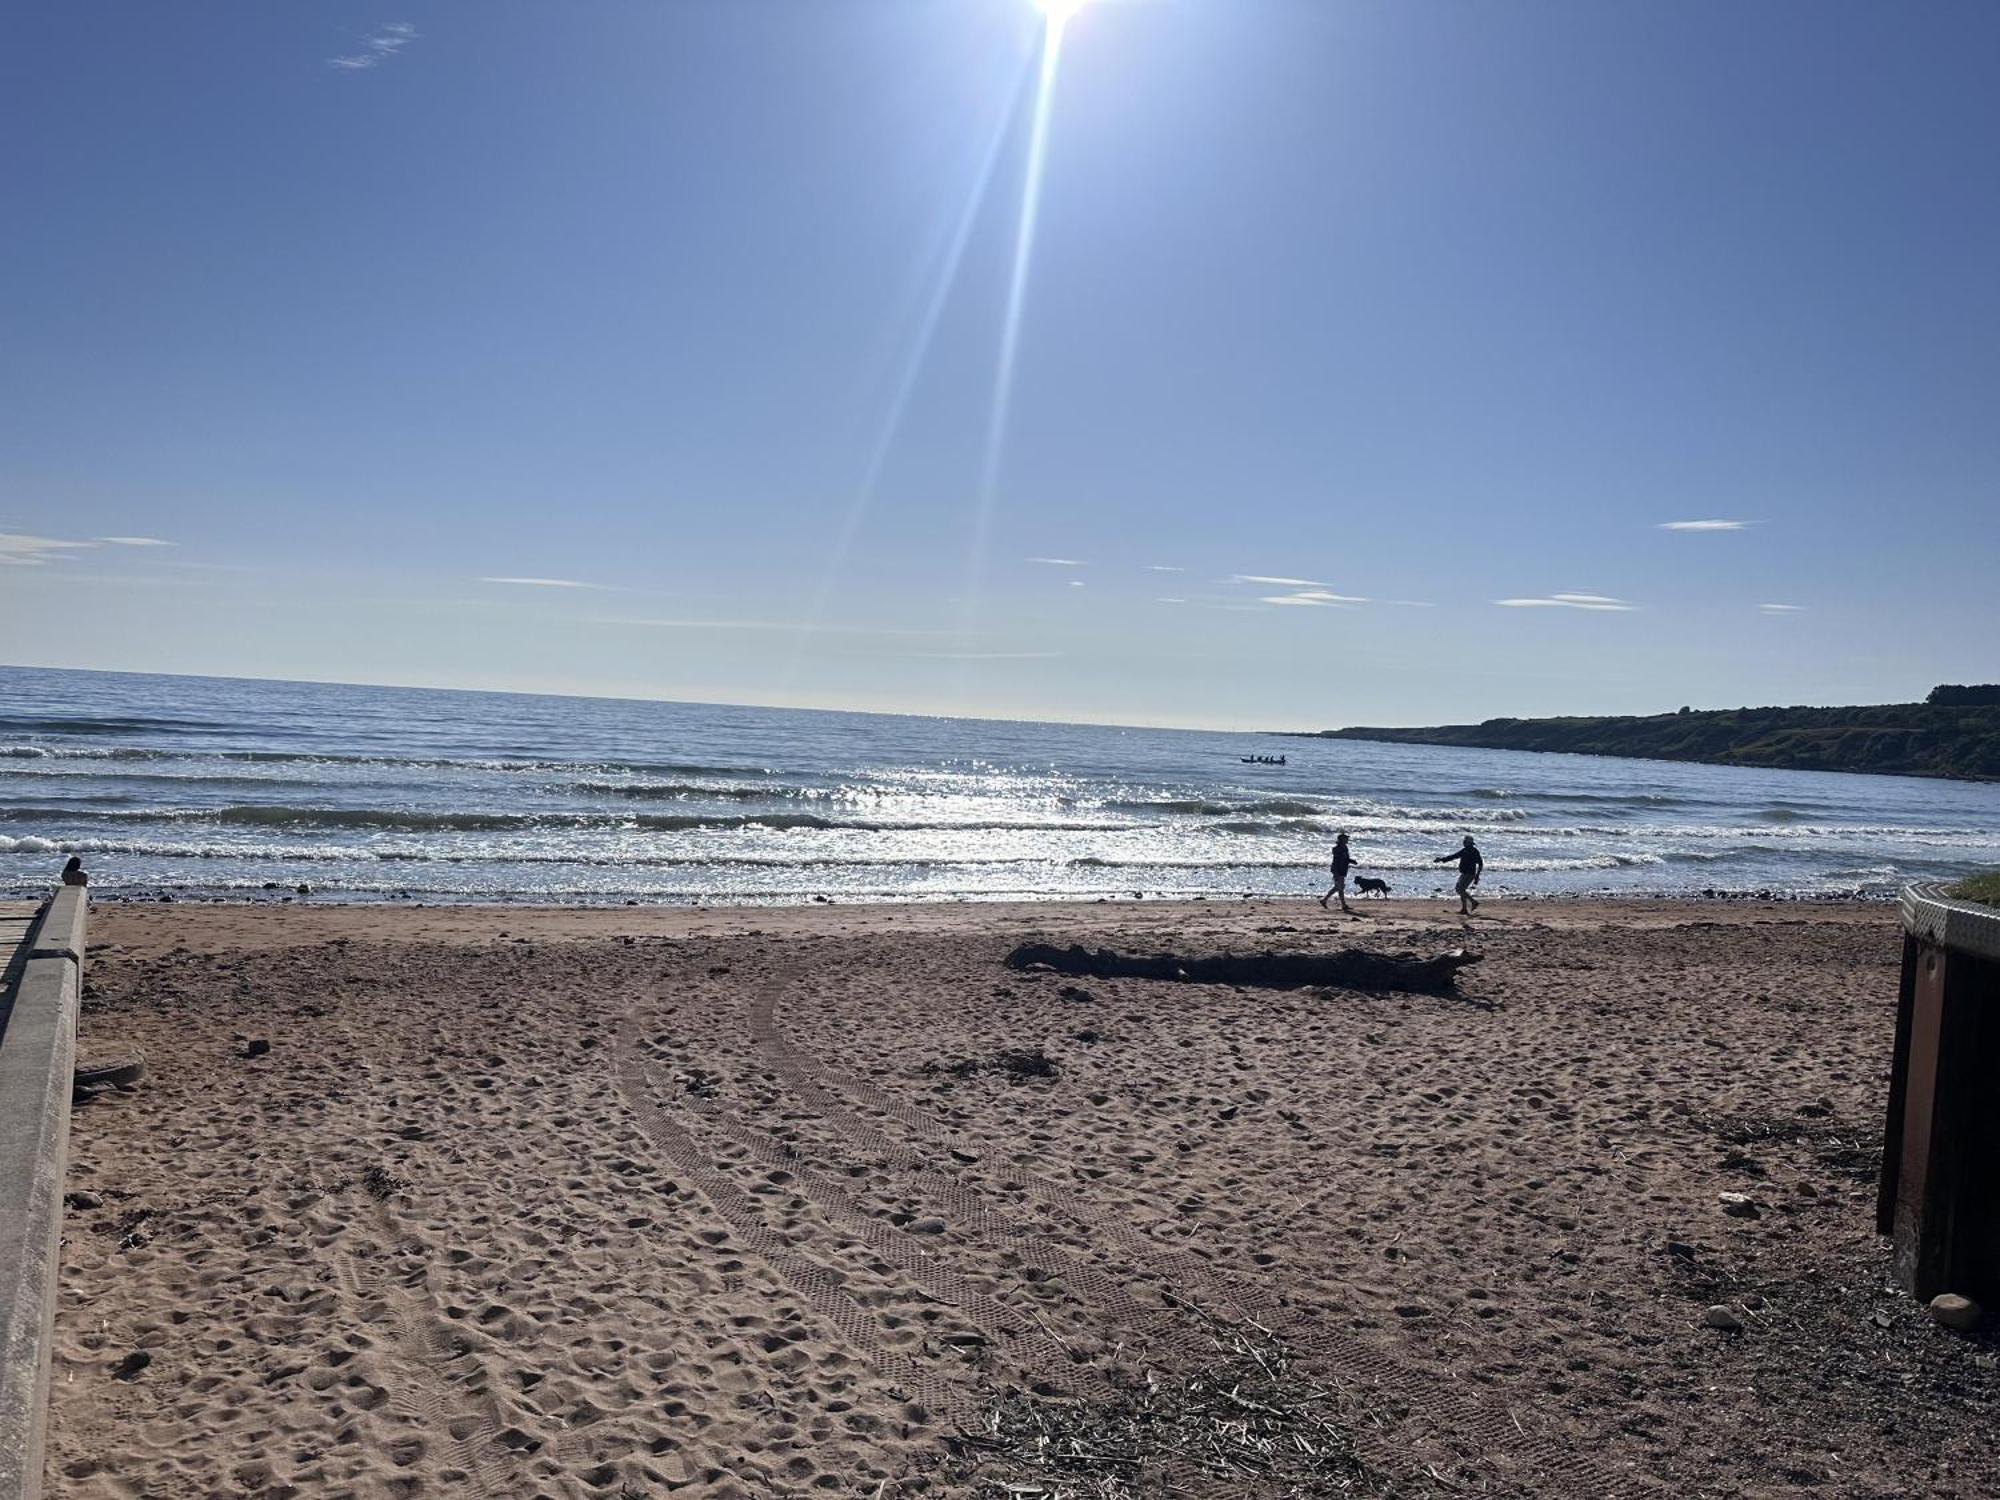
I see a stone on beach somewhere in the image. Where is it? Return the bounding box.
[1930,1294,1982,1332]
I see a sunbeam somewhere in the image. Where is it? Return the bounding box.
[958,2,1080,675]
[778,51,1036,689]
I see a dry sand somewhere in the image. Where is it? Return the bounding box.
[44,898,2000,1498]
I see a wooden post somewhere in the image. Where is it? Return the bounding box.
[1881,885,2000,1304]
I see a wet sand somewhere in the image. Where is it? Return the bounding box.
[45,898,2000,1498]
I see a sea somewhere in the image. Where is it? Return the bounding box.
[3,665,1996,905]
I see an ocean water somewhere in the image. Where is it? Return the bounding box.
[2,665,1996,904]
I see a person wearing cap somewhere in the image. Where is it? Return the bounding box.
[1319,832,1356,913]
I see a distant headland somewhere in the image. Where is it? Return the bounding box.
[1292,685,2000,783]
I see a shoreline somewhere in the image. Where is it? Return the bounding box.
[23,883,1908,911]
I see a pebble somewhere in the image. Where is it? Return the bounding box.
[1665,1240,1698,1260]
[907,1217,947,1236]
[64,1190,103,1211]
[1930,1293,1982,1332]
[1718,1192,1759,1218]
[1704,1305,1744,1332]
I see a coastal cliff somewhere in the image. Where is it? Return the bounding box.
[1302,688,2000,782]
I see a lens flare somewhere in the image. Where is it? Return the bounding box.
[959,9,1074,675]
[780,57,1035,691]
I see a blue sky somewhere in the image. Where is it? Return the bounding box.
[3,0,1995,729]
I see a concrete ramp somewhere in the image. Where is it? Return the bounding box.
[0,890,88,1500]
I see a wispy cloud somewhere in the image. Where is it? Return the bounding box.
[1068,579,1085,588]
[592,615,943,637]
[1262,590,1370,608]
[1231,574,1325,588]
[1156,597,1189,604]
[479,576,612,590]
[0,532,97,566]
[1659,519,1749,532]
[97,536,175,547]
[330,21,418,71]
[1145,564,1185,573]
[909,650,1064,661]
[1025,556,1087,567]
[1496,592,1637,612]
[1759,602,1805,615]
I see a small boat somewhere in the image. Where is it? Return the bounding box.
[1239,754,1289,765]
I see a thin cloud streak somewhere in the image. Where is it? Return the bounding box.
[909,650,1064,661]
[1496,593,1637,612]
[1262,590,1370,608]
[479,576,612,590]
[593,615,946,637]
[0,532,98,565]
[97,536,175,547]
[1659,519,1749,531]
[1145,564,1185,573]
[1024,556,1087,567]
[330,21,417,71]
[1759,603,1806,614]
[1230,574,1325,588]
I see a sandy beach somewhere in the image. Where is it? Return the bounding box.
[43,897,1999,1498]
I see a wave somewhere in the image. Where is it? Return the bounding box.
[0,805,1132,835]
[0,744,791,778]
[1468,787,1690,808]
[0,836,1072,867]
[1101,795,1530,824]
[0,715,237,736]
[566,779,832,804]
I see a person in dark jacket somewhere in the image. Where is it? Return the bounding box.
[1319,832,1356,913]
[1433,836,1482,914]
[61,856,89,888]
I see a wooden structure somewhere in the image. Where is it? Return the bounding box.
[1878,883,2000,1304]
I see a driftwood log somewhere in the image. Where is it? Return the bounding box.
[1004,942,1481,996]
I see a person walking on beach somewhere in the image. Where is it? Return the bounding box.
[1319,832,1356,913]
[1434,835,1482,914]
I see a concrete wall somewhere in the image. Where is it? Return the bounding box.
[0,889,87,1500]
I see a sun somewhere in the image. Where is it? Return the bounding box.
[1034,0,1091,22]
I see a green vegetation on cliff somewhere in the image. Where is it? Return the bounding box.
[1950,871,2000,907]
[1307,690,2000,782]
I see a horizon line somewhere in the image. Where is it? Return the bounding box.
[0,659,1958,743]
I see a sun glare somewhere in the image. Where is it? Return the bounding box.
[1034,0,1090,23]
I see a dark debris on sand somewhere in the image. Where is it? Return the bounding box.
[930,1048,1062,1084]
[941,1314,1375,1499]
[361,1163,413,1200]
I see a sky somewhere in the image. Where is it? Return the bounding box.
[2,0,1996,731]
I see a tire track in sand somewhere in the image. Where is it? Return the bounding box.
[328,1198,519,1496]
[749,984,1642,1498]
[612,1026,966,1423]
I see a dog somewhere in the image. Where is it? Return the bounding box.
[1353,876,1392,898]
